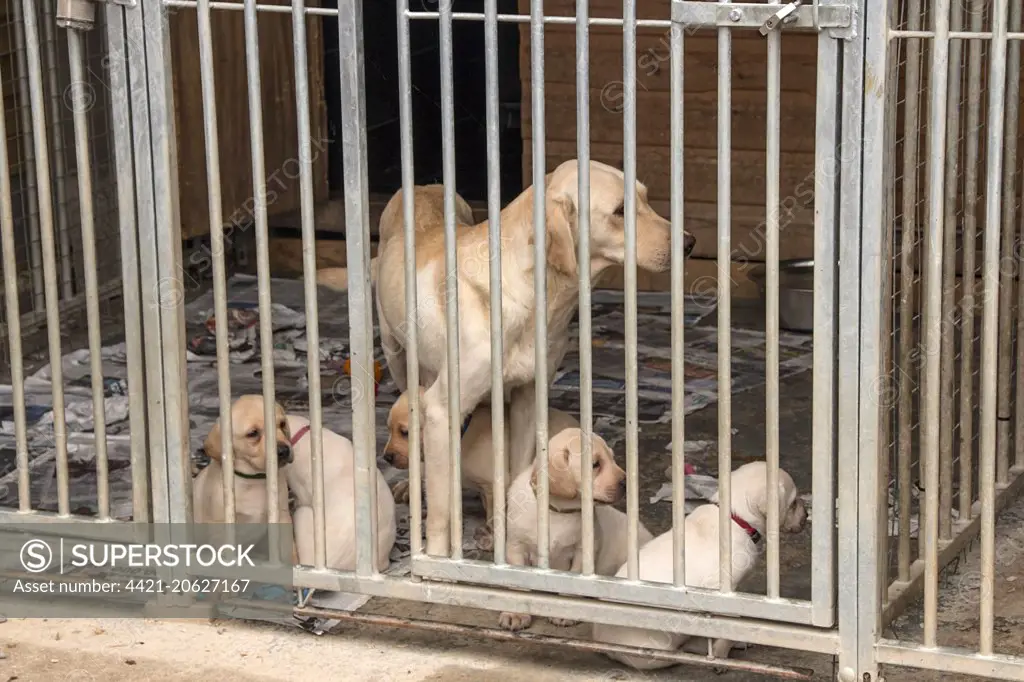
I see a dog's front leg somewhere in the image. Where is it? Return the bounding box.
[548,548,582,627]
[508,383,537,478]
[497,543,533,631]
[422,379,453,557]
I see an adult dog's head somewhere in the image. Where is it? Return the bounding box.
[542,159,695,278]
[203,394,293,477]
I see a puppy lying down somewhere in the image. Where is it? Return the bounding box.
[591,461,808,669]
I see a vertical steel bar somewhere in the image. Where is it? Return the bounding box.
[764,0,782,601]
[105,5,150,523]
[339,0,379,575]
[856,0,886,673]
[622,0,640,582]
[960,0,984,521]
[938,3,965,542]
[1016,2,1024,475]
[242,0,281,541]
[22,0,69,516]
[10,0,44,312]
[66,29,110,520]
[716,0,733,592]
[531,0,550,570]
[396,0,422,558]
[921,0,951,650]
[980,0,1010,656]
[575,0,594,577]
[0,56,30,512]
[484,0,506,568]
[839,0,869,674]
[996,0,1021,486]
[810,4,840,626]
[196,0,236,523]
[669,3,686,589]
[898,0,922,575]
[39,1,74,301]
[293,0,327,568]
[128,0,169,525]
[438,0,463,561]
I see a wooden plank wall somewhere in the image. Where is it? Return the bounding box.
[168,1,330,239]
[519,0,818,297]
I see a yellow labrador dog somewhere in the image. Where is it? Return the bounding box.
[374,159,693,557]
[591,461,808,669]
[315,184,474,292]
[192,394,294,526]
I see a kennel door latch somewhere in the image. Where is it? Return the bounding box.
[57,0,137,32]
[759,1,802,36]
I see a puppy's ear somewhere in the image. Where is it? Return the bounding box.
[204,419,223,462]
[547,435,581,500]
[545,194,578,278]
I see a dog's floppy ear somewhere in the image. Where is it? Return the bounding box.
[545,193,578,278]
[204,419,224,462]
[547,431,581,500]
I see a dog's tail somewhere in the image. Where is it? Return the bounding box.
[316,256,379,291]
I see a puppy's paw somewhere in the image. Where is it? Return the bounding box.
[548,617,579,627]
[498,612,532,631]
[473,526,494,551]
[390,480,410,504]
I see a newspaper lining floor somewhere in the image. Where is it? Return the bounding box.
[0,273,818,633]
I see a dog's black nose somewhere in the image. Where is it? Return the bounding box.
[618,479,627,493]
[277,443,293,463]
[382,450,394,464]
[684,232,696,257]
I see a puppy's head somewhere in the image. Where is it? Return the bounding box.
[383,388,424,468]
[532,428,626,507]
[543,159,694,278]
[713,461,807,534]
[203,395,293,476]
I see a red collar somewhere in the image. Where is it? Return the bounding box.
[290,424,310,447]
[731,514,762,544]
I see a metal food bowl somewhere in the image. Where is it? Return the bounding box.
[750,258,815,333]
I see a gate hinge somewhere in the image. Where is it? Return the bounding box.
[671,1,852,35]
[57,0,137,32]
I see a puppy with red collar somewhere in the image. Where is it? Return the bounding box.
[284,415,396,573]
[591,461,808,669]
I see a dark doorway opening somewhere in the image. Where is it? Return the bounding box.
[322,3,523,206]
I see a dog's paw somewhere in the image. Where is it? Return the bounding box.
[498,612,532,631]
[548,617,579,627]
[390,480,411,504]
[473,526,494,551]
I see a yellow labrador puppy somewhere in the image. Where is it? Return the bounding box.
[591,461,808,669]
[285,415,397,573]
[375,159,694,557]
[498,427,638,632]
[384,389,578,550]
[192,394,294,526]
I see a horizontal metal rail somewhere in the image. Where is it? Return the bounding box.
[413,556,815,624]
[292,566,839,654]
[877,642,1024,681]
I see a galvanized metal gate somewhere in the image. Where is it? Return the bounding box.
[1,0,1023,680]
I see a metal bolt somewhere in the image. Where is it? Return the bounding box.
[729,9,742,22]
